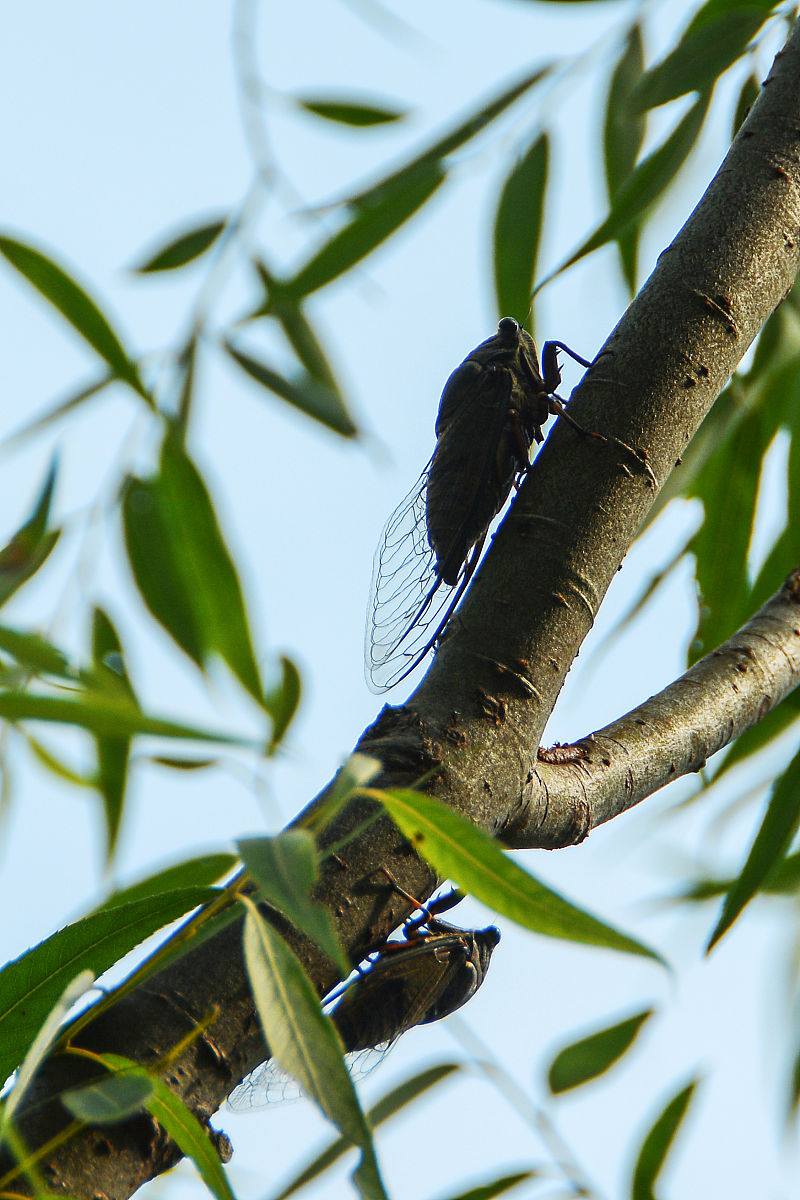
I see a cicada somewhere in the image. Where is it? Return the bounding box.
[365,316,593,692]
[227,910,500,1110]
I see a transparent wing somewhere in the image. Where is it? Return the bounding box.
[365,463,468,693]
[226,1043,392,1113]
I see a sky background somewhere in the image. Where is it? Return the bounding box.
[1,3,797,1198]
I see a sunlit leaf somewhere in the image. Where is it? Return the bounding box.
[493,133,547,325]
[0,889,218,1083]
[133,217,226,272]
[238,832,349,974]
[707,746,800,950]
[0,458,60,608]
[296,97,407,126]
[264,655,301,752]
[375,789,664,963]
[62,1072,154,1124]
[0,235,146,396]
[226,342,357,437]
[630,1080,697,1200]
[548,1009,653,1094]
[24,733,94,788]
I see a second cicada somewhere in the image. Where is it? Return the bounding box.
[365,316,592,692]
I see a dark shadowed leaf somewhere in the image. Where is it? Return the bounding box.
[630,1080,697,1200]
[122,429,265,705]
[297,97,408,126]
[0,888,218,1083]
[133,217,226,272]
[226,342,357,437]
[375,789,664,963]
[252,263,343,391]
[91,608,134,861]
[0,458,60,608]
[603,23,646,291]
[707,746,800,950]
[62,1073,154,1124]
[242,905,387,1200]
[493,133,548,324]
[265,655,302,751]
[238,832,349,974]
[0,235,146,396]
[732,73,761,138]
[548,1010,653,1094]
[271,1064,461,1200]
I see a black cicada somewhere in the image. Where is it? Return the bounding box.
[365,316,592,692]
[227,911,500,1110]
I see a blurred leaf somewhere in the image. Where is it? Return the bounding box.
[122,428,265,706]
[0,626,73,680]
[493,133,548,325]
[133,217,226,272]
[0,458,60,608]
[175,333,198,433]
[538,93,709,289]
[630,1080,697,1200]
[25,733,94,788]
[603,23,646,291]
[548,1010,653,1094]
[301,752,383,840]
[630,4,773,111]
[285,161,445,299]
[90,608,133,861]
[0,235,146,396]
[0,889,218,1083]
[707,745,800,950]
[375,789,664,964]
[265,655,302,752]
[253,264,342,389]
[271,1064,461,1200]
[296,97,407,126]
[682,847,800,901]
[0,971,94,1127]
[713,688,800,781]
[242,905,387,1200]
[62,1072,153,1124]
[226,342,357,437]
[732,73,761,137]
[150,755,218,771]
[437,1173,536,1200]
[1,376,112,451]
[238,831,349,975]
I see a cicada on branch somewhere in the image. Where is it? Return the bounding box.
[365,317,594,692]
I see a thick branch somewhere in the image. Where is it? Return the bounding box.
[503,569,800,848]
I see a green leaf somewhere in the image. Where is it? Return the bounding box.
[134,217,226,272]
[0,458,60,608]
[630,5,773,111]
[732,73,761,138]
[252,264,344,389]
[300,752,382,838]
[712,688,800,781]
[1,374,113,452]
[265,655,301,752]
[62,1072,154,1124]
[25,733,95,788]
[375,789,664,963]
[681,848,800,901]
[0,889,218,1083]
[437,1173,536,1200]
[242,905,388,1200]
[707,745,800,950]
[226,342,357,437]
[122,428,265,705]
[493,133,548,325]
[284,161,446,299]
[537,93,709,289]
[547,1009,653,1094]
[603,23,646,291]
[0,626,74,680]
[0,234,146,395]
[271,1064,461,1200]
[90,608,133,861]
[630,1080,697,1200]
[238,832,349,975]
[100,853,237,911]
[296,97,407,126]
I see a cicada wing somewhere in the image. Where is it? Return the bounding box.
[365,463,463,693]
[225,1044,392,1112]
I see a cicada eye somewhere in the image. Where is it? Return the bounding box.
[497,317,519,339]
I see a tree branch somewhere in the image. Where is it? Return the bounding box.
[4,20,800,1200]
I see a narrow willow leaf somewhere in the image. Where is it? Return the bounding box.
[297,97,407,126]
[493,133,548,324]
[134,217,226,272]
[1,971,94,1126]
[438,1173,536,1200]
[0,235,145,395]
[375,789,664,964]
[62,1073,153,1124]
[707,746,800,950]
[242,906,388,1200]
[25,733,94,788]
[265,655,301,752]
[713,689,800,781]
[537,94,709,290]
[0,889,217,1083]
[548,1009,653,1094]
[630,1080,697,1200]
[100,853,237,911]
[91,608,133,861]
[630,6,772,111]
[238,832,349,975]
[299,752,382,837]
[681,848,800,901]
[732,73,761,138]
[603,23,646,292]
[253,264,342,391]
[122,429,265,705]
[150,755,218,770]
[272,1064,460,1200]
[285,162,445,299]
[1,376,112,452]
[0,626,74,680]
[0,458,60,608]
[226,343,357,438]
